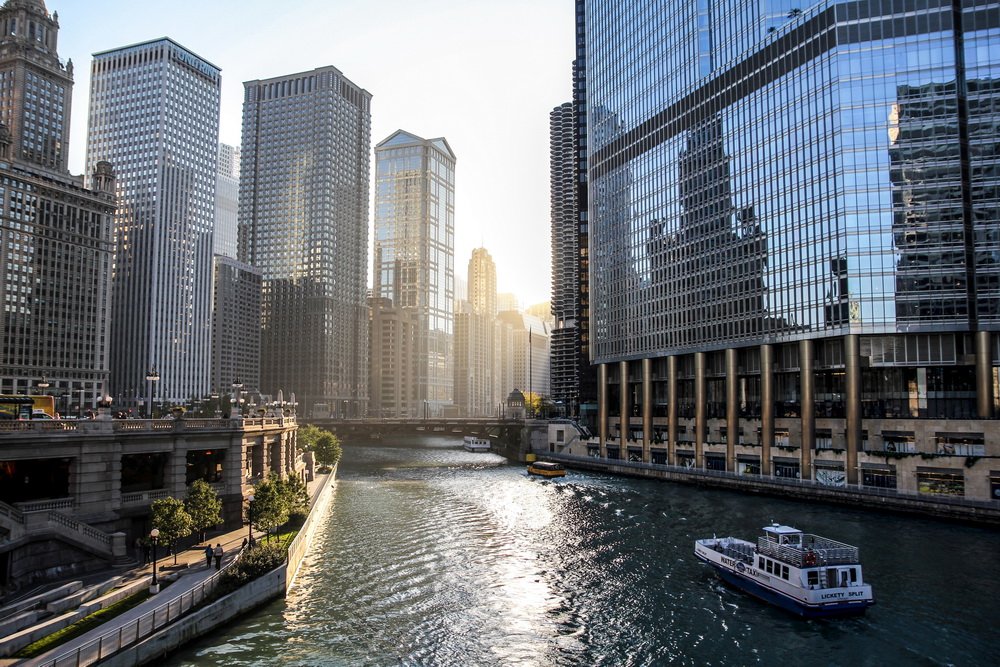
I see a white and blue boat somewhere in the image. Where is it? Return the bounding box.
[462,436,491,452]
[695,524,875,618]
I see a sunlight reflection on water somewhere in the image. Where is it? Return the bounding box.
[166,437,1000,666]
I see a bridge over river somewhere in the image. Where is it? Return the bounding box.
[304,417,537,461]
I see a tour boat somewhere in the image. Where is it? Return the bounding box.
[527,461,566,478]
[694,524,875,618]
[463,436,491,452]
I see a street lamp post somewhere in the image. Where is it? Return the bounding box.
[145,368,160,419]
[247,494,255,546]
[149,528,160,594]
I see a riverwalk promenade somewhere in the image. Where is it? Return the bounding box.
[2,472,332,667]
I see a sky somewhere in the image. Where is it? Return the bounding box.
[55,0,573,310]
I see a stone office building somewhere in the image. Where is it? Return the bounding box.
[0,416,301,590]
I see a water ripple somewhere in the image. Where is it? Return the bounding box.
[167,438,1000,667]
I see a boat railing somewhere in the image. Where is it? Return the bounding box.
[757,535,859,567]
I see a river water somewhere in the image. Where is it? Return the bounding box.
[167,437,999,666]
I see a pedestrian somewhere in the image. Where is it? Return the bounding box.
[204,544,214,567]
[135,537,144,565]
[142,541,151,566]
[214,543,223,570]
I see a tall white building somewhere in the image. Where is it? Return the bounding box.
[214,142,240,258]
[86,38,220,405]
[372,130,455,417]
[454,248,497,416]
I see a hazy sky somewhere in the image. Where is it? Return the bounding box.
[56,0,573,309]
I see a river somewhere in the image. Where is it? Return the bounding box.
[167,437,1000,666]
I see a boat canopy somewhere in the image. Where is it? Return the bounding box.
[763,525,803,545]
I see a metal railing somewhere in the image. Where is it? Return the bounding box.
[546,452,1000,511]
[39,547,246,667]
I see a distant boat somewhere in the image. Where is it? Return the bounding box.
[695,523,875,617]
[526,461,566,478]
[463,436,491,452]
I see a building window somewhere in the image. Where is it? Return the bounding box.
[916,470,964,496]
[862,465,897,490]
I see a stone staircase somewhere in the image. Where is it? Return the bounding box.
[0,573,149,657]
[0,501,124,562]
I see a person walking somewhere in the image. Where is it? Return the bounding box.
[214,543,223,570]
[204,544,214,567]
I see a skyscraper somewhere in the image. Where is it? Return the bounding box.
[211,255,260,397]
[455,247,497,417]
[372,130,455,417]
[240,66,371,418]
[0,0,117,412]
[550,102,590,422]
[86,38,220,406]
[214,142,240,258]
[584,0,1000,498]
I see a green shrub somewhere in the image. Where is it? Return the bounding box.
[216,542,286,596]
[287,509,308,527]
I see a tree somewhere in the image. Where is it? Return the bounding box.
[313,431,342,467]
[274,475,309,513]
[150,497,193,565]
[185,480,223,542]
[296,424,324,453]
[250,478,288,541]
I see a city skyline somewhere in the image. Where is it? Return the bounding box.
[55,0,572,309]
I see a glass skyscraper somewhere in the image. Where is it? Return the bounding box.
[585,0,1000,500]
[86,38,220,406]
[239,66,371,418]
[372,130,456,417]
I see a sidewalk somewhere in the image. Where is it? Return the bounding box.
[19,526,253,667]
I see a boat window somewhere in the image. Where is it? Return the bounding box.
[807,571,819,587]
[781,565,789,580]
[758,557,764,569]
[850,568,858,583]
[765,560,773,574]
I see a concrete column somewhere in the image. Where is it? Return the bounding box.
[799,338,814,482]
[845,334,861,485]
[668,355,678,465]
[761,344,774,477]
[975,330,993,419]
[598,363,608,458]
[642,358,653,463]
[726,348,738,472]
[619,360,630,459]
[695,351,706,468]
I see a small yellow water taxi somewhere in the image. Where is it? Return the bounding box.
[527,461,566,478]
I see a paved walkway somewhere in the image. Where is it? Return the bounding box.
[19,528,252,667]
[16,472,331,667]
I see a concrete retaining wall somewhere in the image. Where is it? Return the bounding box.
[562,456,1000,525]
[101,567,287,667]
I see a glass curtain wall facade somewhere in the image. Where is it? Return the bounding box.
[86,38,220,405]
[373,130,456,417]
[585,0,1000,501]
[239,66,371,418]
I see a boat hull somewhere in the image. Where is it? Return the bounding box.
[710,563,871,618]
